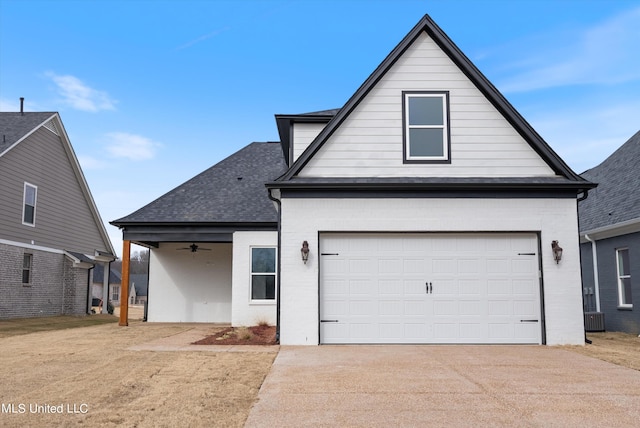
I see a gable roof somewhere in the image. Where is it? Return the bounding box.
[0,111,116,256]
[276,14,587,185]
[92,263,122,285]
[112,141,287,225]
[130,274,148,297]
[0,112,57,155]
[275,109,339,166]
[579,130,640,233]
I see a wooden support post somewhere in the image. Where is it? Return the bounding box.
[119,240,130,326]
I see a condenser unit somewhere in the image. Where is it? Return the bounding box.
[584,312,605,332]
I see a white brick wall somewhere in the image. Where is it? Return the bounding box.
[278,197,584,345]
[231,231,278,326]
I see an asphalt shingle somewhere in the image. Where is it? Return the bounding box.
[112,142,287,224]
[579,130,640,231]
[0,112,56,154]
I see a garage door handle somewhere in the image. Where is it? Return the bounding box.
[520,320,539,323]
[321,320,339,323]
[426,282,432,294]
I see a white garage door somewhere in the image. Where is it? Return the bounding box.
[320,233,542,344]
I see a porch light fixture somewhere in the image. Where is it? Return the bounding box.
[301,241,310,264]
[551,240,563,264]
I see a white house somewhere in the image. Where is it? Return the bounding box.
[112,15,595,345]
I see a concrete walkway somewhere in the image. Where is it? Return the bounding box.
[245,345,640,427]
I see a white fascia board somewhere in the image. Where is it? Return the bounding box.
[0,237,65,254]
[580,217,640,243]
[63,251,95,269]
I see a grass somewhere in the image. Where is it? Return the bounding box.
[0,315,117,338]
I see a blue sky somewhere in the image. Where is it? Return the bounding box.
[1,0,639,256]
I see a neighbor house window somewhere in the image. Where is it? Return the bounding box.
[251,247,276,301]
[22,183,37,226]
[403,91,450,163]
[111,285,120,302]
[616,248,632,308]
[22,254,32,284]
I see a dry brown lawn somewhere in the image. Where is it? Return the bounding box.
[1,314,639,428]
[562,331,640,371]
[0,316,275,428]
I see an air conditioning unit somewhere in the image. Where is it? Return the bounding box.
[584,312,605,332]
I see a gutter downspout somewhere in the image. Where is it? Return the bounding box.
[578,189,593,345]
[584,234,601,312]
[86,265,95,314]
[267,188,282,344]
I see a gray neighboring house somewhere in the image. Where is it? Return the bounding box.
[0,109,116,319]
[91,264,122,306]
[128,274,148,305]
[579,130,640,334]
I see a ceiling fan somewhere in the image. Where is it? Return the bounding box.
[177,243,211,253]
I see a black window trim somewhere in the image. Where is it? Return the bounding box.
[250,246,277,302]
[402,90,451,164]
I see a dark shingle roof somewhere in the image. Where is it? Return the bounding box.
[112,142,287,224]
[579,130,640,232]
[130,274,148,297]
[0,112,56,154]
[92,264,122,284]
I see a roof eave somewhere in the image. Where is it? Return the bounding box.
[580,217,640,242]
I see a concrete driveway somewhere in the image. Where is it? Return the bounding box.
[245,345,640,427]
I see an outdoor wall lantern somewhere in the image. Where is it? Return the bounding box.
[551,240,563,264]
[301,241,310,264]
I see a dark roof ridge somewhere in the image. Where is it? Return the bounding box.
[276,14,588,184]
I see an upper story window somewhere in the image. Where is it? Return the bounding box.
[616,248,632,308]
[251,247,276,301]
[403,91,450,163]
[22,183,37,226]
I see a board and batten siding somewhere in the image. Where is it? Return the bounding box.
[299,31,555,178]
[0,125,108,254]
[292,123,326,164]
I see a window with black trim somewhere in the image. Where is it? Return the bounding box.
[616,248,632,308]
[23,182,37,226]
[403,91,450,163]
[22,254,32,284]
[251,247,276,301]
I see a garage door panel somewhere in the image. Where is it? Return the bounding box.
[403,259,425,273]
[349,279,372,295]
[379,279,403,295]
[459,300,482,316]
[403,279,426,295]
[320,233,542,344]
[379,258,402,274]
[459,279,482,295]
[404,300,427,316]
[433,258,456,274]
[349,259,372,274]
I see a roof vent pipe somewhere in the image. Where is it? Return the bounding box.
[20,97,24,115]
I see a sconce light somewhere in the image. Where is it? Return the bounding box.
[301,241,310,264]
[551,240,563,264]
